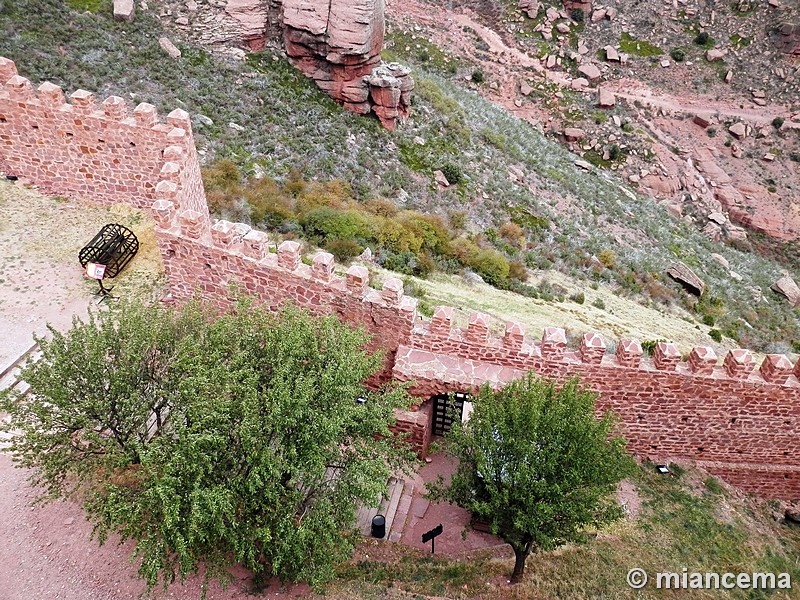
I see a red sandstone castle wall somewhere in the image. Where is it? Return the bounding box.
[394,309,800,498]
[0,57,207,221]
[150,208,418,376]
[2,56,799,499]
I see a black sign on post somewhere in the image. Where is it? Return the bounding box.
[421,523,443,554]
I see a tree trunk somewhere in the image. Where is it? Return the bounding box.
[510,546,527,583]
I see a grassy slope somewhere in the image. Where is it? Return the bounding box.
[330,463,800,599]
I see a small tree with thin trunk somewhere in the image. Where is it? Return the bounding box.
[427,374,635,583]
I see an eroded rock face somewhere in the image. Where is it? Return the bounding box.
[225,0,270,49]
[283,0,413,129]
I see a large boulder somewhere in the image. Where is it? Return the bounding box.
[771,276,800,307]
[113,0,135,21]
[666,262,706,296]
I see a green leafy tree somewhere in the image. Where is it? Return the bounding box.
[1,299,414,593]
[428,374,635,583]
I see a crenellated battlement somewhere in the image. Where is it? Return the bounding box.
[2,56,799,499]
[0,57,207,220]
[406,306,800,389]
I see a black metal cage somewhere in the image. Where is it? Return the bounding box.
[78,223,139,279]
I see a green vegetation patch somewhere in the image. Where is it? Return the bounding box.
[66,0,108,12]
[729,33,752,49]
[619,32,663,57]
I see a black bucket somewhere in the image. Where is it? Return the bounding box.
[371,514,386,539]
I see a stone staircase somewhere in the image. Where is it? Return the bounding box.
[0,342,38,449]
[356,476,415,542]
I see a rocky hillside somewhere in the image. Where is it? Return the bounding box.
[386,0,800,244]
[1,0,799,355]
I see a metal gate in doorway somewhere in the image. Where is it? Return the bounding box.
[431,392,469,436]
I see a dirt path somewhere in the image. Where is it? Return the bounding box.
[606,79,800,128]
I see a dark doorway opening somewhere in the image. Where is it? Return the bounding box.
[431,392,469,436]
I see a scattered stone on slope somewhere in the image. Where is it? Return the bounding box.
[578,63,601,81]
[434,170,450,188]
[563,127,586,141]
[518,0,541,19]
[159,37,181,58]
[666,262,706,296]
[597,88,615,107]
[728,122,747,139]
[710,253,730,270]
[113,0,135,21]
[770,276,800,307]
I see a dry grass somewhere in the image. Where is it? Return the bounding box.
[366,263,745,357]
[0,181,166,366]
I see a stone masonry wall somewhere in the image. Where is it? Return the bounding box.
[393,308,800,498]
[2,56,799,499]
[0,57,208,222]
[151,212,418,375]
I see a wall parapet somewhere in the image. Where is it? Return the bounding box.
[0,56,208,221]
[409,305,800,390]
[153,210,418,372]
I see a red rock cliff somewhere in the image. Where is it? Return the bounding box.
[283,0,413,129]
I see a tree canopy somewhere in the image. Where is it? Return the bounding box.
[0,299,414,592]
[428,374,635,583]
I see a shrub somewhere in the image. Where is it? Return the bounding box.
[470,249,510,286]
[508,260,528,282]
[592,298,606,310]
[374,217,423,254]
[499,222,524,244]
[694,31,710,46]
[570,292,586,304]
[245,178,295,228]
[300,207,371,242]
[709,329,723,343]
[403,214,452,255]
[597,249,616,269]
[471,70,485,84]
[203,159,242,192]
[670,48,686,62]
[641,339,667,356]
[363,198,399,217]
[380,250,433,277]
[707,127,717,137]
[570,8,584,22]
[295,180,353,212]
[440,162,464,185]
[701,314,715,327]
[772,117,784,130]
[325,238,362,262]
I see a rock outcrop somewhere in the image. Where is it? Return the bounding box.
[283,0,413,129]
[771,276,800,307]
[667,262,706,296]
[775,23,800,55]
